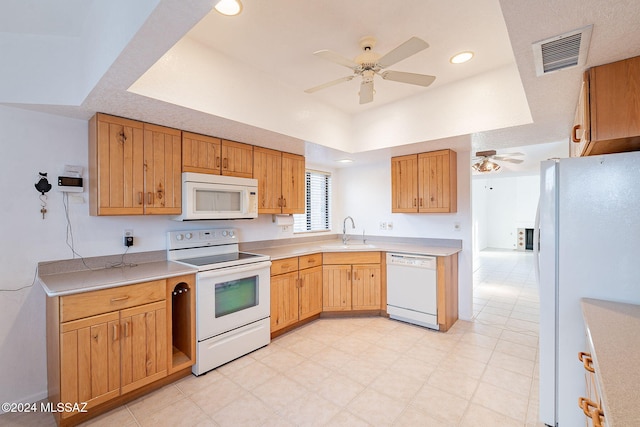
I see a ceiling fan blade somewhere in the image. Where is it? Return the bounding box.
[313,50,359,69]
[381,70,436,87]
[497,158,524,164]
[359,80,374,104]
[494,153,524,159]
[304,76,355,93]
[378,37,429,68]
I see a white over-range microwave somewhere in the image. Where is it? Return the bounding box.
[174,172,258,220]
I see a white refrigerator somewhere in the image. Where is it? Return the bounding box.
[538,151,640,426]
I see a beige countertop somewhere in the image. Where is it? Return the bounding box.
[38,260,197,297]
[38,237,460,297]
[582,298,640,427]
[247,238,461,260]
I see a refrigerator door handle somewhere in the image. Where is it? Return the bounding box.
[533,199,541,285]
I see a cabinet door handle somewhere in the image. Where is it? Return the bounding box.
[419,198,423,207]
[578,397,601,418]
[572,124,582,143]
[347,271,351,281]
[147,192,153,205]
[223,158,228,169]
[592,408,605,427]
[110,296,130,303]
[137,192,143,205]
[124,321,130,337]
[299,278,303,288]
[112,324,119,341]
[413,198,417,207]
[216,156,221,168]
[282,198,287,207]
[578,351,595,373]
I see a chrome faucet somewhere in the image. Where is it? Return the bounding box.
[342,216,355,244]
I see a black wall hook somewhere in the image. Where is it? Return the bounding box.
[35,172,52,195]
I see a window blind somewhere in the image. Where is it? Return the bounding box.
[293,170,331,232]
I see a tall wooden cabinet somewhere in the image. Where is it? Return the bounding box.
[322,252,382,312]
[89,114,181,215]
[270,254,323,335]
[391,149,457,213]
[571,55,640,156]
[253,147,305,214]
[182,132,253,177]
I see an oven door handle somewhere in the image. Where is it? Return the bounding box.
[197,261,272,279]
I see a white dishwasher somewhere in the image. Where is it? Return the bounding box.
[386,253,439,330]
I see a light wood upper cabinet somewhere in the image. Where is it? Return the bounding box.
[182,132,222,174]
[391,155,419,212]
[89,114,181,215]
[573,55,640,156]
[182,133,253,177]
[254,147,305,214]
[221,140,253,177]
[89,114,145,215]
[143,123,182,215]
[570,80,590,157]
[418,150,457,213]
[281,152,305,214]
[391,149,457,213]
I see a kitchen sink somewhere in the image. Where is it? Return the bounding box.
[320,243,378,250]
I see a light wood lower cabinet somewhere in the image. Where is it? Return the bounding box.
[322,252,382,312]
[47,276,196,426]
[270,254,323,334]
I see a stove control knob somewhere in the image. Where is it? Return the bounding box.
[175,234,184,241]
[185,233,193,240]
[229,230,235,237]
[222,230,228,237]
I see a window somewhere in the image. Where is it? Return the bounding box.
[293,170,332,232]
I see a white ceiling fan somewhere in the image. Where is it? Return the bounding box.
[472,150,524,172]
[304,36,436,104]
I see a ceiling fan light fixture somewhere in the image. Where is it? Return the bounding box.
[450,51,474,64]
[472,158,501,173]
[214,0,243,16]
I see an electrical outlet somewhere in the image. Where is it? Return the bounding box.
[379,222,387,230]
[282,225,290,232]
[454,222,461,231]
[387,222,393,231]
[124,229,134,247]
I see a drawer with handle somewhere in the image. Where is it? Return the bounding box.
[299,253,322,269]
[271,257,299,275]
[60,280,166,323]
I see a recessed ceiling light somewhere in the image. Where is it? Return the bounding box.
[450,51,474,64]
[214,0,243,16]
[337,159,353,163]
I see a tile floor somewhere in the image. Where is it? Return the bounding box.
[2,249,544,426]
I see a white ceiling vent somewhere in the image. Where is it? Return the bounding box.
[532,25,593,76]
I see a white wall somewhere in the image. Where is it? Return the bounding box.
[336,147,474,322]
[472,174,540,251]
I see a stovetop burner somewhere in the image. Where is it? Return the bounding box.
[177,252,264,267]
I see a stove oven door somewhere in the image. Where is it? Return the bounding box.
[196,261,271,341]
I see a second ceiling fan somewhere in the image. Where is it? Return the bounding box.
[305,36,436,104]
